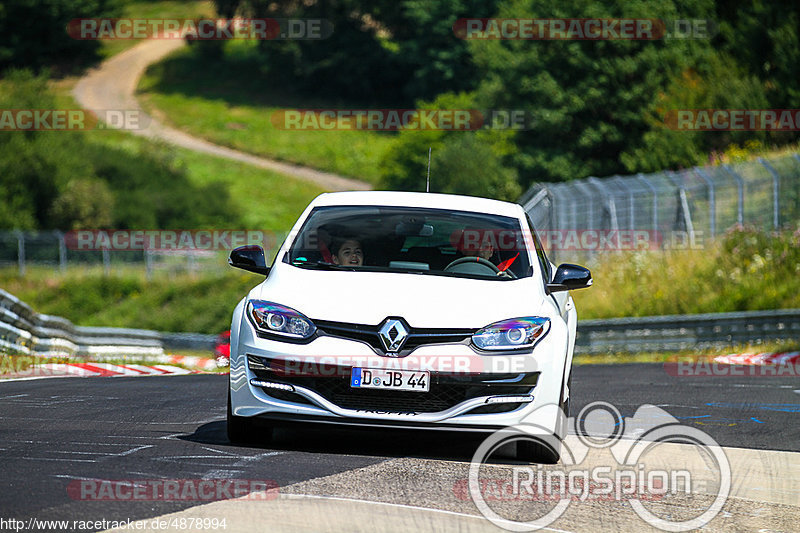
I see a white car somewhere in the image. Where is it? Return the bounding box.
[227,191,591,462]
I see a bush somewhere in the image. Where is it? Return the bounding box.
[428,134,521,201]
[50,179,114,230]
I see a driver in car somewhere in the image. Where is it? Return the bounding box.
[455,229,518,277]
[461,241,495,261]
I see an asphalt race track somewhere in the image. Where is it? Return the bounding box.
[1,364,798,532]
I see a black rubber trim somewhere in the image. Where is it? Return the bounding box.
[254,412,505,433]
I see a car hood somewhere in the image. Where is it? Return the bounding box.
[254,265,550,328]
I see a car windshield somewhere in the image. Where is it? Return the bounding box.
[285,205,532,280]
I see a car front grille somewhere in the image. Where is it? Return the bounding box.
[314,319,475,356]
[313,378,531,413]
[249,356,536,414]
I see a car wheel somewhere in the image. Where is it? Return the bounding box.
[227,390,272,444]
[516,436,561,465]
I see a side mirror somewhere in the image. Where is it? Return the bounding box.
[229,245,269,276]
[547,263,592,293]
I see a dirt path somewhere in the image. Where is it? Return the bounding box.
[73,39,371,192]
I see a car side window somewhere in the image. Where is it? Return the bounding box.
[526,215,552,284]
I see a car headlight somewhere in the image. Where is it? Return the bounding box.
[472,317,550,351]
[247,300,316,339]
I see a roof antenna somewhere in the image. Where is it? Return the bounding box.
[426,147,431,193]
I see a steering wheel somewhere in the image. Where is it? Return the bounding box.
[445,256,499,273]
[444,257,517,278]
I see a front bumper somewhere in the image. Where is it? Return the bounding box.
[248,354,538,420]
[230,314,569,434]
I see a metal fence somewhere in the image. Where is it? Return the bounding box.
[521,153,800,263]
[0,231,228,278]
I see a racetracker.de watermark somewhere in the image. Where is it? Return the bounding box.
[67,18,332,40]
[67,479,278,501]
[666,109,800,131]
[535,229,704,251]
[449,228,705,252]
[270,109,535,131]
[0,109,147,131]
[64,227,707,255]
[453,18,715,40]
[664,360,800,377]
[65,229,277,252]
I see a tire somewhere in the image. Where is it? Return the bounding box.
[516,436,561,464]
[227,390,272,444]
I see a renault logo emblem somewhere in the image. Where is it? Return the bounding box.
[378,318,409,353]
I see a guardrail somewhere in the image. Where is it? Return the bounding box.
[575,308,800,354]
[0,289,216,358]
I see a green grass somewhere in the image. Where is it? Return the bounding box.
[45,79,326,233]
[0,355,39,374]
[572,227,800,319]
[99,1,216,59]
[0,353,222,376]
[137,43,393,183]
[87,128,325,232]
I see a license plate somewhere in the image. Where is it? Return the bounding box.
[350,368,430,392]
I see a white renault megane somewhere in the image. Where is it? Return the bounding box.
[227,191,591,461]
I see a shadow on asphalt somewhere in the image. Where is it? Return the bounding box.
[181,420,492,463]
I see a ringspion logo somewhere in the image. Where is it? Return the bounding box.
[468,403,730,531]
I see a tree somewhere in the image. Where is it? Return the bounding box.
[713,0,800,109]
[621,56,768,172]
[217,0,499,103]
[380,92,520,200]
[0,0,119,74]
[468,0,716,184]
